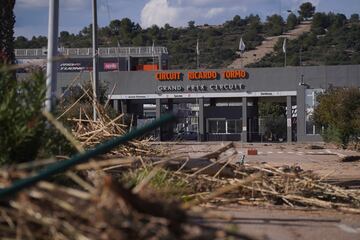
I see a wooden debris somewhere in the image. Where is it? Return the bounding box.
[1,173,245,239]
[200,142,234,160]
[340,155,360,162]
[305,145,325,150]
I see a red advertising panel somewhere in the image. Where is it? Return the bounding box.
[103,62,119,71]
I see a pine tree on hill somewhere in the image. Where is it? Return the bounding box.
[298,2,316,20]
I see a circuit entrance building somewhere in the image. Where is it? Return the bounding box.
[15,47,360,142]
[102,65,359,142]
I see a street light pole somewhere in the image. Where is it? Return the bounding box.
[45,0,59,112]
[92,0,99,121]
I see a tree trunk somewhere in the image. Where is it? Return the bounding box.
[0,0,16,65]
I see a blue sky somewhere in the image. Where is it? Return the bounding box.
[15,0,360,38]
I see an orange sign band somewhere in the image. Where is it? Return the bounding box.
[155,70,248,81]
[223,70,247,79]
[156,72,181,81]
[188,71,217,80]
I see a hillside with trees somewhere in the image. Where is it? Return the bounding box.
[14,4,305,69]
[248,12,360,67]
[14,2,360,69]
[14,14,268,69]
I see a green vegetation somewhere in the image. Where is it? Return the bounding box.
[122,167,191,199]
[249,11,360,68]
[0,67,46,164]
[258,102,287,141]
[286,13,299,30]
[313,87,360,148]
[298,2,316,20]
[0,1,70,165]
[264,14,285,36]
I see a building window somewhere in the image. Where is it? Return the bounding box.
[208,119,242,134]
[209,120,219,133]
[227,120,236,133]
[218,121,226,134]
[305,89,323,135]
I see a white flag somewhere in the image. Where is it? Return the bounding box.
[196,39,200,56]
[282,38,287,53]
[239,37,246,52]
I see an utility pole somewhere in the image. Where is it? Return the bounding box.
[196,53,199,69]
[152,40,155,70]
[92,0,99,121]
[45,0,59,112]
[196,38,200,69]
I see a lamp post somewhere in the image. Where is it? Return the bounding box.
[45,0,59,112]
[92,0,99,121]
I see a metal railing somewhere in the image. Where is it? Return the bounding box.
[15,46,168,58]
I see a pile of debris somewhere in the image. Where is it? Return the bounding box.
[0,170,252,240]
[59,101,158,158]
[155,142,360,213]
[0,110,253,239]
[67,120,360,214]
[55,80,157,157]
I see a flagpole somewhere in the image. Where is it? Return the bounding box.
[196,38,200,69]
[117,40,120,71]
[152,40,155,71]
[240,52,243,68]
[92,0,99,121]
[197,54,199,69]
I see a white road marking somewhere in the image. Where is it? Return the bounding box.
[267,151,273,154]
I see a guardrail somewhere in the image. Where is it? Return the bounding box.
[15,46,169,58]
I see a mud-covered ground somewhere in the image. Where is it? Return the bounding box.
[157,142,360,240]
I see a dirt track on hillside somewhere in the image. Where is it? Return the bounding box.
[228,21,311,68]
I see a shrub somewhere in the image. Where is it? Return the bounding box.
[258,102,287,141]
[314,87,360,148]
[0,67,46,164]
